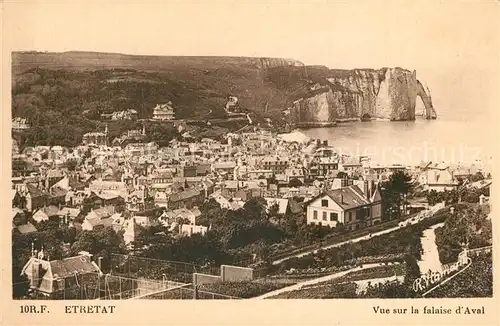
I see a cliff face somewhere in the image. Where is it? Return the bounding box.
[290,67,436,124]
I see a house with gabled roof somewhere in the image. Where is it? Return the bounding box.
[82,206,115,231]
[304,184,382,231]
[24,184,49,212]
[264,197,290,216]
[32,205,60,223]
[419,166,459,192]
[21,250,101,299]
[168,188,204,210]
[125,188,147,212]
[57,207,82,224]
[15,222,38,235]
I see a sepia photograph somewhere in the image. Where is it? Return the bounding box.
[5,0,497,310]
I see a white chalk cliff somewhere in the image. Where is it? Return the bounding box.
[289,67,436,124]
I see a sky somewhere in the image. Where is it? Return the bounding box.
[3,1,500,118]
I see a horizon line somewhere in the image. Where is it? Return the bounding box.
[11,49,412,72]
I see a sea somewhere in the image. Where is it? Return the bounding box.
[299,109,495,167]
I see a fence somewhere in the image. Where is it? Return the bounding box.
[136,285,240,300]
[13,273,102,300]
[271,206,454,265]
[468,245,492,255]
[109,254,219,283]
[269,213,416,262]
[12,272,188,300]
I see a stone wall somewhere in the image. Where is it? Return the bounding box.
[220,265,254,282]
[193,273,221,285]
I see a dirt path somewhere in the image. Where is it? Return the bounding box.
[418,222,445,275]
[272,206,446,265]
[253,263,382,299]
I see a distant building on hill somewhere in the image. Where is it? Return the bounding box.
[152,102,175,121]
[82,125,108,146]
[100,109,138,121]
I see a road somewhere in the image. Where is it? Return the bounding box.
[253,263,383,299]
[272,212,434,265]
[418,222,445,275]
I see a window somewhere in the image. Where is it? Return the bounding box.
[323,212,327,221]
[313,210,318,219]
[330,212,338,221]
[349,212,353,221]
[321,199,328,207]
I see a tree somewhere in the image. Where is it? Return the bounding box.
[12,272,30,299]
[268,203,281,224]
[198,198,225,227]
[381,171,413,220]
[242,197,268,221]
[435,206,491,264]
[289,178,303,187]
[132,224,172,257]
[70,226,126,272]
[470,172,484,182]
[426,190,440,206]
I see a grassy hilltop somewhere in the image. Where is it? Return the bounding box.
[12,51,313,119]
[11,51,361,147]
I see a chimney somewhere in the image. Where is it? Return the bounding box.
[98,257,103,270]
[364,180,370,200]
[323,140,328,146]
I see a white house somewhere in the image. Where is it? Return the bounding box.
[305,184,382,231]
[179,224,208,237]
[32,206,60,223]
[419,168,459,192]
[264,198,289,215]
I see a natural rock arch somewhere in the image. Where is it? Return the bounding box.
[416,80,437,119]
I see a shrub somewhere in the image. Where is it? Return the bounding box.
[425,252,492,298]
[198,281,286,298]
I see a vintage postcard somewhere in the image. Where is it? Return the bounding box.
[1,1,499,325]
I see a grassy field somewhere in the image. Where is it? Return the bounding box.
[12,51,308,121]
[425,252,492,298]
